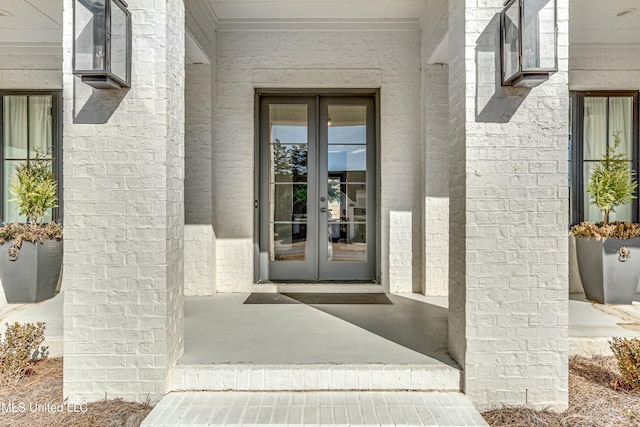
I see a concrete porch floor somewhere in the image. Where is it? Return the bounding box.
[180,293,454,367]
[4,291,640,361]
[4,291,640,359]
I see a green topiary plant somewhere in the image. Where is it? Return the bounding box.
[587,132,637,225]
[571,132,640,239]
[9,150,58,225]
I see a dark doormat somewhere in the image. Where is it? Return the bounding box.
[243,293,301,304]
[243,293,393,305]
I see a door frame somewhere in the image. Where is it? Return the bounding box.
[253,89,381,284]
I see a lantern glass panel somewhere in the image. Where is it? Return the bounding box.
[110,0,129,83]
[502,0,520,83]
[522,0,556,71]
[74,0,107,72]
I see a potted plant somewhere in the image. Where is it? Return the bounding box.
[572,132,640,304]
[0,152,62,303]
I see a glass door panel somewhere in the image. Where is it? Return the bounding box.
[258,95,375,282]
[318,98,375,279]
[260,98,317,280]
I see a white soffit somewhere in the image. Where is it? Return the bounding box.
[570,0,640,47]
[0,0,62,51]
[207,0,426,30]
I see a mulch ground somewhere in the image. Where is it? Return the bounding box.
[483,355,640,427]
[0,358,152,427]
[1,355,639,426]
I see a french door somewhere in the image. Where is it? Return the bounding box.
[258,95,376,281]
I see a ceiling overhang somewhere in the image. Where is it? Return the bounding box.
[205,0,425,31]
[1,0,640,58]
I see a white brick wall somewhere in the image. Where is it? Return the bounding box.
[62,0,185,403]
[214,30,421,291]
[569,48,640,91]
[420,0,450,297]
[165,0,186,378]
[421,63,450,297]
[184,2,218,295]
[447,0,570,410]
[447,0,467,373]
[185,64,213,225]
[184,225,215,295]
[184,64,216,295]
[0,53,62,89]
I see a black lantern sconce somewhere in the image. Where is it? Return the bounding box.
[73,0,131,89]
[501,0,557,88]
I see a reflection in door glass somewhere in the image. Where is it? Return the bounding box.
[273,224,307,261]
[326,104,367,262]
[269,104,309,261]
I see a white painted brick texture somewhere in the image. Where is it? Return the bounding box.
[420,0,450,297]
[184,64,216,295]
[447,0,570,410]
[184,225,215,295]
[62,0,185,403]
[165,0,186,379]
[0,53,62,89]
[447,0,467,373]
[569,49,640,91]
[422,63,449,297]
[185,64,213,225]
[214,31,421,291]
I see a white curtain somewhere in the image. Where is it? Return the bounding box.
[582,96,634,223]
[29,96,52,156]
[2,95,53,224]
[608,97,633,222]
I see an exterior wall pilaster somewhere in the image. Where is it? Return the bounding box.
[62,0,185,403]
[420,0,450,296]
[448,0,570,409]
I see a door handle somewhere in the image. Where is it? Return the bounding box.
[320,207,328,212]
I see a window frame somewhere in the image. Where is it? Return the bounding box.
[570,91,640,225]
[0,90,63,224]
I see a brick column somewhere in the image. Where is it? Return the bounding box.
[62,0,185,403]
[448,0,569,409]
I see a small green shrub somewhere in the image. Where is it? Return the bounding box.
[0,322,48,383]
[9,151,58,225]
[609,337,640,389]
[587,132,637,225]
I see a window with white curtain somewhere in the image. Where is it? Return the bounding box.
[570,91,639,225]
[0,91,62,224]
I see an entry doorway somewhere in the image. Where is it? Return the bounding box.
[257,94,377,282]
